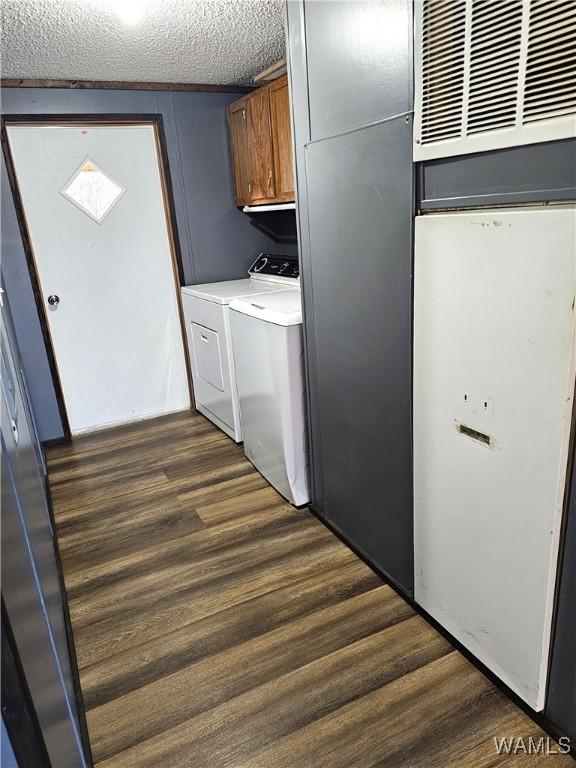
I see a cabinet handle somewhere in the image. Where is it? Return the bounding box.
[268,169,273,192]
[242,108,246,120]
[248,183,252,193]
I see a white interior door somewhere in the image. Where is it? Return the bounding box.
[413,206,576,710]
[7,124,190,434]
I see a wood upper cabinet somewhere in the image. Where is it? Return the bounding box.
[247,86,276,203]
[228,99,251,206]
[269,76,295,203]
[227,75,295,207]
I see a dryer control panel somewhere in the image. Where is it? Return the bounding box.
[249,254,299,281]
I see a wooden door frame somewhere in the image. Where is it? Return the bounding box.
[1,114,195,440]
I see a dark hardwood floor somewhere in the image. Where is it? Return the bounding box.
[47,410,572,767]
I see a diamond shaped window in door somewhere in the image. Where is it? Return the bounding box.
[61,159,125,223]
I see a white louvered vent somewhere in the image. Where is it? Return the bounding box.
[419,0,466,145]
[414,0,576,160]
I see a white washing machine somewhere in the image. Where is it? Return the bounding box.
[181,254,299,441]
[230,289,310,506]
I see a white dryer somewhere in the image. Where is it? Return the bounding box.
[230,289,310,506]
[181,255,299,441]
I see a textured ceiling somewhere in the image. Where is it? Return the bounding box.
[1,0,286,85]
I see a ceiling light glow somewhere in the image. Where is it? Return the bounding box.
[105,0,147,25]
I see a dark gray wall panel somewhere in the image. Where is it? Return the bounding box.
[287,0,414,592]
[419,139,576,210]
[2,302,86,767]
[1,159,64,441]
[546,454,576,742]
[305,116,414,592]
[1,87,274,440]
[305,0,412,141]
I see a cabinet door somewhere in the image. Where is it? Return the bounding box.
[247,87,276,203]
[228,100,251,206]
[269,75,295,202]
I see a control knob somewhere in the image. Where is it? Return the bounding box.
[253,256,268,272]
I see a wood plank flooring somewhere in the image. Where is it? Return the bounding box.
[47,411,573,767]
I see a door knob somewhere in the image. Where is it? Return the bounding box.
[47,294,60,309]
